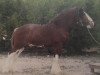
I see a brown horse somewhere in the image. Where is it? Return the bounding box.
[11,7,94,54]
[3,7,94,74]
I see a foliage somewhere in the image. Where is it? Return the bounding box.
[65,25,96,55]
[0,0,99,54]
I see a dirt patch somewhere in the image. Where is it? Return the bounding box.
[0,55,100,75]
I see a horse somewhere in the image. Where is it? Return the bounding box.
[2,7,94,74]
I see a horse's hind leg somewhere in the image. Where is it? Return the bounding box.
[2,48,24,73]
[14,47,24,57]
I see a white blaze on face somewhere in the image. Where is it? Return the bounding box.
[84,12,94,28]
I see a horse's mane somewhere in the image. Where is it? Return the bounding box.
[49,7,78,24]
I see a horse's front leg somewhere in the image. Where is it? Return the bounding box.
[51,47,63,74]
[51,54,61,74]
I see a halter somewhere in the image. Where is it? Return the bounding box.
[79,19,84,26]
[87,28,100,45]
[77,8,100,45]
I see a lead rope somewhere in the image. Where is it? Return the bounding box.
[87,28,100,45]
[79,19,100,45]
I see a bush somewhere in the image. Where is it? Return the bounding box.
[0,0,98,54]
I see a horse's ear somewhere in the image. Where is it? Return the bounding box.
[79,7,85,17]
[79,7,84,13]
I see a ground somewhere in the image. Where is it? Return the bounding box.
[0,54,100,75]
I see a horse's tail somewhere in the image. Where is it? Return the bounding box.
[11,28,18,50]
[11,34,14,50]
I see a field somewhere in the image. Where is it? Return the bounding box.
[0,54,100,75]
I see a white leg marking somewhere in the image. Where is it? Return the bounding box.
[2,48,24,73]
[51,54,61,74]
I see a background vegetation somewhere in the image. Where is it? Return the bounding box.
[0,0,100,54]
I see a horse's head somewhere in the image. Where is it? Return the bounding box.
[78,8,94,29]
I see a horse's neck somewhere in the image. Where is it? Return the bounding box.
[49,12,77,32]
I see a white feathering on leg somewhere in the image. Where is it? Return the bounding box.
[51,54,61,74]
[2,48,24,73]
